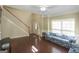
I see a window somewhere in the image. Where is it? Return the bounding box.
[52,21,61,30]
[51,18,75,36]
[52,21,61,33]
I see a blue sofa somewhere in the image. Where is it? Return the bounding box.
[68,44,79,53]
[42,32,76,48]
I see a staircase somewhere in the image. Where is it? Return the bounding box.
[1,6,31,39]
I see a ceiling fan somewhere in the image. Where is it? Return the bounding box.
[39,5,56,11]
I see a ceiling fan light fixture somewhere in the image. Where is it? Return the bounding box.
[40,7,46,11]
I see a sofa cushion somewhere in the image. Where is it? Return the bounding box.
[61,35,67,39]
[51,36,69,42]
[69,39,76,43]
[55,33,63,37]
[69,44,79,53]
[0,37,11,50]
[1,43,10,49]
[49,32,56,36]
[67,36,75,40]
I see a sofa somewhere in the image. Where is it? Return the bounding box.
[0,37,11,53]
[42,32,76,48]
[68,43,79,53]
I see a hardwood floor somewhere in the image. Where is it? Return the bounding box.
[11,35,69,53]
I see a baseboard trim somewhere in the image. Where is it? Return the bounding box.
[10,35,29,39]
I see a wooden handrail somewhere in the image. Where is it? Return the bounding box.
[3,6,30,34]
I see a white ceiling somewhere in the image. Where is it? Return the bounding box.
[7,5,79,16]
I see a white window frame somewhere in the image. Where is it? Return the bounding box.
[51,18,75,36]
